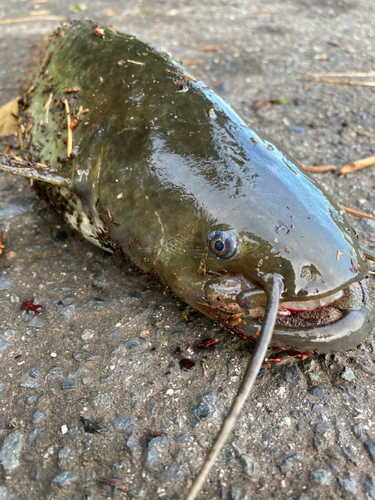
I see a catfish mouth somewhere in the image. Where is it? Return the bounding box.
[200,272,374,352]
[244,284,364,328]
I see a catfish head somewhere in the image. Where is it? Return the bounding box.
[151,91,375,355]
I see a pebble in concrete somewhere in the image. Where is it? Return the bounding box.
[0,337,10,353]
[338,477,357,494]
[51,471,78,487]
[58,446,70,459]
[309,386,326,396]
[364,474,375,499]
[309,469,332,486]
[191,392,218,427]
[113,415,134,432]
[365,440,375,462]
[164,465,182,479]
[28,428,44,444]
[231,485,248,500]
[81,329,95,340]
[125,434,138,456]
[4,329,20,341]
[281,365,305,388]
[62,379,75,389]
[0,485,7,500]
[0,276,15,290]
[26,395,38,405]
[29,365,40,378]
[32,410,45,424]
[0,430,24,471]
[340,367,355,382]
[20,380,39,389]
[145,435,168,468]
[129,490,144,498]
[240,455,256,476]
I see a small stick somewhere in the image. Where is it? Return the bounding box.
[62,86,79,93]
[44,92,53,125]
[302,164,336,172]
[199,45,224,52]
[312,72,375,78]
[0,15,67,24]
[166,69,198,83]
[0,228,4,255]
[127,59,145,66]
[64,98,72,157]
[341,205,375,221]
[249,8,272,13]
[357,131,375,138]
[336,250,343,261]
[299,77,375,87]
[339,155,375,175]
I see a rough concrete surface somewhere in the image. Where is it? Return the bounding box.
[1,1,375,499]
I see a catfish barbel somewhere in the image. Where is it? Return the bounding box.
[0,20,374,500]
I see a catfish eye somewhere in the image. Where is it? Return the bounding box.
[207,230,237,259]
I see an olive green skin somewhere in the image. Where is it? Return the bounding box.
[14,21,375,352]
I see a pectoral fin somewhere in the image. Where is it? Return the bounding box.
[0,154,71,188]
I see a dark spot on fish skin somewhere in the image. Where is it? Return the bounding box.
[350,258,360,274]
[76,213,83,231]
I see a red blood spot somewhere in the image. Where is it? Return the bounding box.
[20,299,43,315]
[154,432,164,437]
[180,359,195,371]
[195,338,218,350]
[269,350,309,363]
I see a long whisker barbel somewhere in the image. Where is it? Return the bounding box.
[185,274,283,500]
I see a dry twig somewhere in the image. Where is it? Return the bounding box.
[0,15,66,25]
[166,69,198,83]
[312,72,375,78]
[300,77,375,87]
[97,477,127,492]
[341,206,375,221]
[0,229,4,255]
[64,99,72,157]
[339,155,375,175]
[357,131,375,138]
[44,92,53,125]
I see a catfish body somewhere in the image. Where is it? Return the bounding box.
[2,20,374,353]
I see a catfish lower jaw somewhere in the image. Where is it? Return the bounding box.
[239,280,374,353]
[203,275,375,353]
[244,283,364,329]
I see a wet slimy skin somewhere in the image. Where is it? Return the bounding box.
[0,20,374,353]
